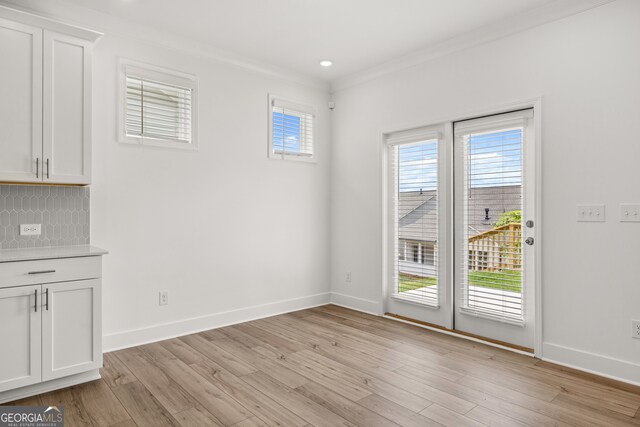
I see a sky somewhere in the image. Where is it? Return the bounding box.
[272,111,301,152]
[398,128,523,192]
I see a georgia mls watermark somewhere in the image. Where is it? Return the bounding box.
[0,406,64,427]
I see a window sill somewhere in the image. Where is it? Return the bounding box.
[268,154,317,164]
[119,137,199,151]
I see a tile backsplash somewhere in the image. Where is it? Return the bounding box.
[0,185,90,249]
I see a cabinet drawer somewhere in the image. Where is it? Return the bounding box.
[0,257,101,288]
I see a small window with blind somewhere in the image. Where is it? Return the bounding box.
[119,59,197,149]
[268,95,315,161]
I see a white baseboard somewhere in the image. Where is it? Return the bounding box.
[0,370,101,404]
[542,342,640,386]
[103,292,331,352]
[330,292,382,315]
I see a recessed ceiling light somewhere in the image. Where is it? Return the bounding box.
[319,60,333,67]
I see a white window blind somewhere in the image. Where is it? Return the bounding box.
[120,60,197,149]
[126,77,192,144]
[269,96,315,160]
[454,109,532,321]
[389,132,440,307]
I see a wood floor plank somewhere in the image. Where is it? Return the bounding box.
[211,336,310,389]
[295,381,401,427]
[180,333,257,376]
[252,345,373,402]
[139,342,254,426]
[37,387,94,427]
[160,337,207,366]
[101,352,138,389]
[189,357,309,427]
[241,371,356,427]
[269,314,407,371]
[419,404,485,427]
[108,419,138,427]
[230,416,270,427]
[71,380,131,426]
[112,381,179,426]
[114,346,196,414]
[7,394,42,406]
[234,322,308,354]
[357,394,443,427]
[464,405,530,427]
[291,349,431,412]
[551,392,640,427]
[10,305,639,427]
[173,405,224,427]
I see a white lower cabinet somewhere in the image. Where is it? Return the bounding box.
[0,285,41,392]
[42,279,101,381]
[0,254,103,399]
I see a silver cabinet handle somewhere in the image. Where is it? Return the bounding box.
[46,158,50,179]
[34,289,38,312]
[36,158,39,179]
[45,288,49,311]
[28,270,56,275]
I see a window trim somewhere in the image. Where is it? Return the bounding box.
[118,58,198,150]
[268,94,316,163]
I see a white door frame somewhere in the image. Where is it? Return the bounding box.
[381,97,542,357]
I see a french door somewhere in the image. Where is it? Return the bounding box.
[386,109,536,350]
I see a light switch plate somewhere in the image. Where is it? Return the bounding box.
[577,204,605,222]
[19,224,41,236]
[620,204,640,222]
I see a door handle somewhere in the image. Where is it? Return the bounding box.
[45,288,49,311]
[525,237,534,246]
[36,158,39,179]
[34,289,38,312]
[525,220,534,228]
[46,158,50,179]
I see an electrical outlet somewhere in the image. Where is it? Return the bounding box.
[345,272,352,283]
[159,291,169,306]
[633,320,640,339]
[620,204,640,222]
[576,204,605,222]
[19,224,41,236]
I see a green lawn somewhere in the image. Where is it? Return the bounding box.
[399,269,521,293]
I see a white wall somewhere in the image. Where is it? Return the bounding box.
[2,0,332,350]
[93,36,332,350]
[331,0,640,383]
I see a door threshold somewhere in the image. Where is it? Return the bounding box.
[384,312,534,355]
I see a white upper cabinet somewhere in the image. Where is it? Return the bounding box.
[0,19,42,183]
[0,7,100,185]
[43,31,92,185]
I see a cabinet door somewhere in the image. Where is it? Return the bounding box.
[0,19,43,183]
[43,30,91,185]
[42,279,101,381]
[0,285,42,392]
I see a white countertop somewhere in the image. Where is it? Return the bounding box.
[0,245,108,263]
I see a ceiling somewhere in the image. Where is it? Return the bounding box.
[47,0,559,81]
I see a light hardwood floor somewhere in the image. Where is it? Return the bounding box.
[8,304,640,426]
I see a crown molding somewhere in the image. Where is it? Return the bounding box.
[331,0,616,93]
[0,0,330,92]
[0,4,102,42]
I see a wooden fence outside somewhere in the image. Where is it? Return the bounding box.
[468,223,521,271]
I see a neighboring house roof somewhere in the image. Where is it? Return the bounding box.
[398,185,521,242]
